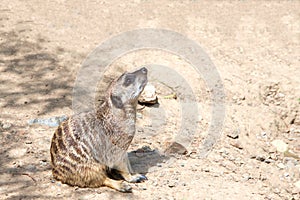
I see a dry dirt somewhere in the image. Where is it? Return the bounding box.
[0,1,300,200]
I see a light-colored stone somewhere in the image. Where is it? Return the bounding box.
[139,83,158,104]
[277,163,285,169]
[294,180,300,189]
[271,139,288,153]
[2,122,12,129]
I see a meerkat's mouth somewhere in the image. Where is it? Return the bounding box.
[133,66,148,94]
[139,79,148,91]
[142,78,148,87]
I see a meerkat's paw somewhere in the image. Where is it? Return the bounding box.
[127,174,148,183]
[103,178,132,193]
[119,182,132,193]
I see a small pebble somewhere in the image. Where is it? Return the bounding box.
[152,181,158,186]
[168,183,176,188]
[227,129,239,139]
[40,160,47,166]
[164,142,188,155]
[277,163,286,169]
[141,186,147,190]
[271,139,288,153]
[230,141,243,149]
[264,159,274,164]
[242,173,251,181]
[256,155,266,162]
[294,180,300,189]
[203,168,210,172]
[261,132,267,138]
[2,122,12,129]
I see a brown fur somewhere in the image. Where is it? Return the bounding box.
[50,67,148,192]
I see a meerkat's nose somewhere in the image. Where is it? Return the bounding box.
[140,67,148,74]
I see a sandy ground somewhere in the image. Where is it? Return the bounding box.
[0,0,300,199]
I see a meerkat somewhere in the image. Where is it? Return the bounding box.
[50,67,148,192]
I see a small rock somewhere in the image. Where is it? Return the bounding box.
[284,113,296,125]
[255,155,266,162]
[188,151,197,159]
[138,83,158,104]
[230,141,243,149]
[168,182,176,188]
[219,148,229,155]
[284,172,289,178]
[277,163,286,169]
[264,159,273,164]
[242,173,251,181]
[202,168,210,172]
[260,131,267,138]
[294,180,300,189]
[152,181,158,186]
[270,153,278,161]
[271,139,288,153]
[273,187,280,194]
[164,142,188,155]
[40,160,47,166]
[2,122,12,129]
[227,129,239,139]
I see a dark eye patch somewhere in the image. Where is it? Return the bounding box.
[123,74,135,87]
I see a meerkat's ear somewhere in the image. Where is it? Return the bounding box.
[111,94,123,109]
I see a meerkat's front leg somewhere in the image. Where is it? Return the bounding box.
[116,154,147,183]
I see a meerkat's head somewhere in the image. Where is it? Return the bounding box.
[110,67,148,109]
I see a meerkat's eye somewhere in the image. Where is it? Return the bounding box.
[123,74,135,87]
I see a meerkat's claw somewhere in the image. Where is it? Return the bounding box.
[128,174,148,183]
